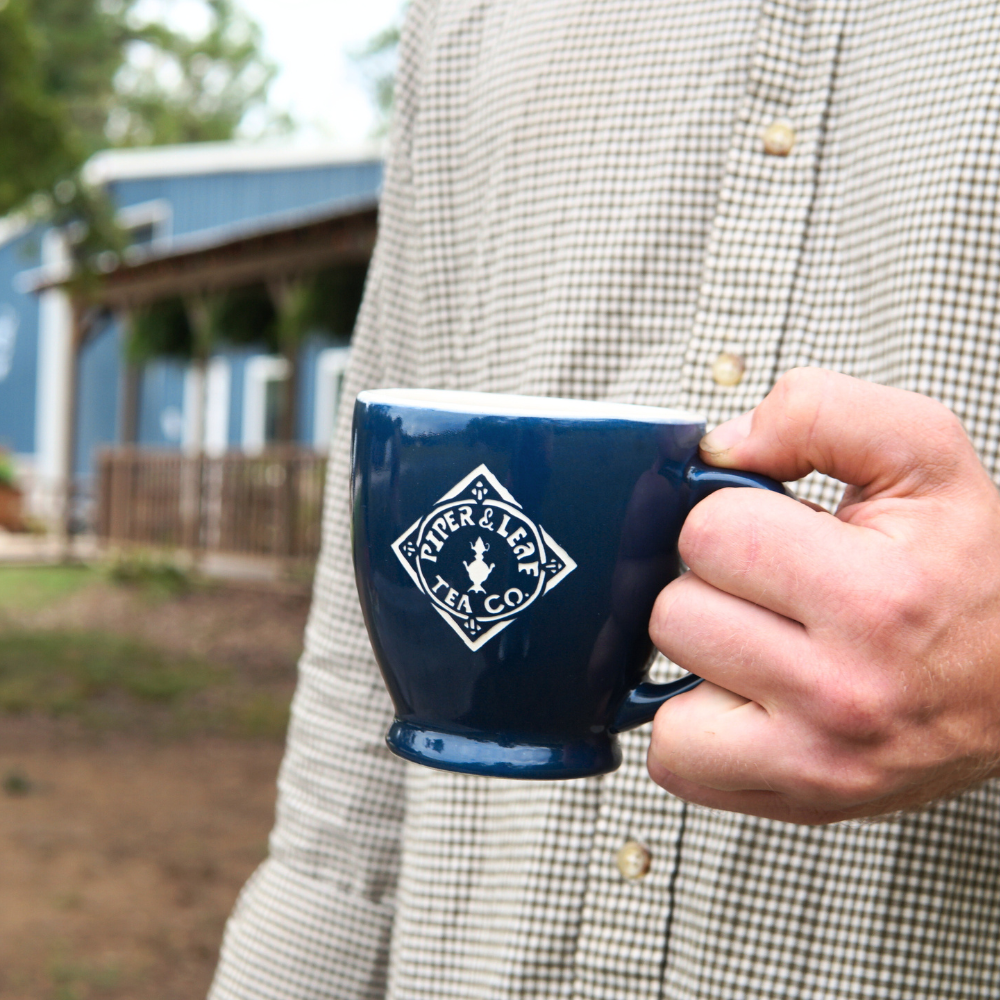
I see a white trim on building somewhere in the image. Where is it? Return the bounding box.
[33,230,74,521]
[204,357,231,457]
[117,199,173,247]
[182,365,205,455]
[314,346,351,452]
[0,304,19,383]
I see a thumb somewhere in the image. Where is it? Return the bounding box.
[699,368,973,497]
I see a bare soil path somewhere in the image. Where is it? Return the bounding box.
[0,569,310,1000]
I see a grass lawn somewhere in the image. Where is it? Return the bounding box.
[0,565,291,738]
[0,564,99,613]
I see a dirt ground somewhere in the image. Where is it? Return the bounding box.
[0,573,311,1000]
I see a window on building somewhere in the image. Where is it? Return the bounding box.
[243,355,290,453]
[117,200,172,256]
[264,376,287,445]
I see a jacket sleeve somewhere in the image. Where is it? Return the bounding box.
[207,5,439,996]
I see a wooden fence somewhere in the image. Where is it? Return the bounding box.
[96,447,328,560]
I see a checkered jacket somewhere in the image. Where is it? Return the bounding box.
[209,2,1000,997]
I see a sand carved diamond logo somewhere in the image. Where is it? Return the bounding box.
[391,464,576,651]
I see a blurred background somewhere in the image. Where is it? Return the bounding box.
[0,1,401,995]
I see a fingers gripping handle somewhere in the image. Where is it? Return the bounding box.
[683,459,793,508]
[610,459,792,734]
[610,674,706,733]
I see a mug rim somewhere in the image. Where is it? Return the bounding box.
[357,388,704,424]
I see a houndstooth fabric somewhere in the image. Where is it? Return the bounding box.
[209,1,1000,998]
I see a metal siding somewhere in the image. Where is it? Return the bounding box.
[0,229,42,455]
[108,161,383,236]
[137,360,187,447]
[1,157,383,472]
[228,351,245,449]
[75,318,121,475]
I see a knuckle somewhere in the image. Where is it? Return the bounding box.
[920,401,970,457]
[775,365,824,395]
[899,396,974,480]
[940,407,967,441]
[772,367,828,410]
[822,766,887,808]
[864,567,936,641]
[815,675,892,746]
[836,563,937,649]
[792,755,889,809]
[924,397,964,435]
[887,572,936,629]
[768,368,826,446]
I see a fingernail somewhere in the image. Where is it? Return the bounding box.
[700,410,753,457]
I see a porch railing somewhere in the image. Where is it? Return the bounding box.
[96,447,328,560]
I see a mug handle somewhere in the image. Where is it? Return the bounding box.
[610,458,793,734]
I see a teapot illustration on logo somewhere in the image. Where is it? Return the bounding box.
[463,537,495,593]
[391,464,577,650]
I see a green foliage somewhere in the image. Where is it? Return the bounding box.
[48,951,122,1000]
[0,0,76,216]
[353,8,405,134]
[109,0,291,148]
[3,767,33,796]
[304,264,370,339]
[0,627,291,738]
[25,0,127,158]
[105,549,194,596]
[0,0,288,263]
[0,564,293,738]
[0,450,18,489]
[23,0,287,158]
[213,283,278,351]
[128,296,193,362]
[127,265,368,363]
[228,691,290,739]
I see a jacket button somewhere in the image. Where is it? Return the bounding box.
[712,352,746,387]
[616,840,652,880]
[762,120,796,156]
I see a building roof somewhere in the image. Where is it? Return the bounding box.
[19,196,379,307]
[82,139,385,186]
[122,193,379,267]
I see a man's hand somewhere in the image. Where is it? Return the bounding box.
[646,368,1000,824]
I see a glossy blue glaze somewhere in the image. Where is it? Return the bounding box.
[352,391,789,779]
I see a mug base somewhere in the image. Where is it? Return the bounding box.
[387,721,622,780]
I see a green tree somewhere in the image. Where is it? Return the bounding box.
[0,0,290,284]
[27,0,288,156]
[353,6,405,135]
[107,0,290,147]
[0,0,76,215]
[25,0,126,158]
[0,0,286,218]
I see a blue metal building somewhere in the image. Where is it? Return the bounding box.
[0,142,381,523]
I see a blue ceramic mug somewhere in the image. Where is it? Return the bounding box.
[352,389,790,780]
